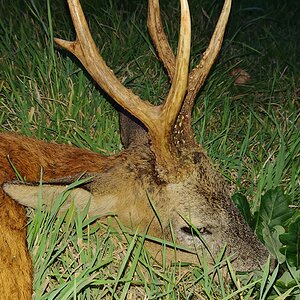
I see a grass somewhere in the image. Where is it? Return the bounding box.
[0,0,299,298]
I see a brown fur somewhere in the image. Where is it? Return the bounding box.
[0,133,120,299]
[0,191,31,299]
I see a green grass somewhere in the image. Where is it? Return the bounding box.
[0,0,299,298]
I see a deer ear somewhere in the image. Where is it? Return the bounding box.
[119,108,148,148]
[3,182,92,212]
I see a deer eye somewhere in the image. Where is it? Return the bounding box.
[180,226,212,236]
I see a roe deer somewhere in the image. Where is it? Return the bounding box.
[0,0,272,298]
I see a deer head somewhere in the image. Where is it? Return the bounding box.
[3,0,271,273]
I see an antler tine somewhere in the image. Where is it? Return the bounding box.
[174,0,232,148]
[187,0,232,106]
[147,0,176,80]
[142,0,191,171]
[54,0,160,132]
[160,0,191,133]
[148,0,231,121]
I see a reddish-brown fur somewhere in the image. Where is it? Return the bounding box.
[0,133,120,299]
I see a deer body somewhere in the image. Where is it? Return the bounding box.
[0,0,272,298]
[0,133,111,299]
[1,132,269,299]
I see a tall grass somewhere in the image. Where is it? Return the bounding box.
[0,0,299,298]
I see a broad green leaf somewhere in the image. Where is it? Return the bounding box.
[262,225,286,263]
[256,187,295,239]
[260,187,295,227]
[280,215,300,269]
[276,267,300,291]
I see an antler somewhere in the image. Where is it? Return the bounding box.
[148,0,232,147]
[55,0,190,173]
[147,0,176,80]
[54,0,157,128]
[55,0,231,175]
